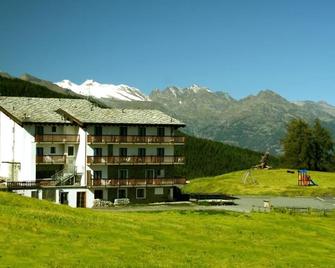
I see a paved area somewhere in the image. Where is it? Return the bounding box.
[94,196,335,213]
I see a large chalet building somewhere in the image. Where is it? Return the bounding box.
[0,97,186,208]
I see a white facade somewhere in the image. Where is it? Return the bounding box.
[0,108,183,208]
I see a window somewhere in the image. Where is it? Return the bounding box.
[119,148,127,157]
[157,148,165,157]
[108,144,113,156]
[94,126,102,136]
[156,169,165,178]
[35,126,44,135]
[136,188,146,199]
[31,191,39,198]
[36,147,44,156]
[154,188,164,195]
[157,127,165,137]
[117,188,127,199]
[51,126,57,133]
[138,148,146,157]
[60,192,68,205]
[94,190,103,199]
[93,170,102,179]
[50,147,56,154]
[68,146,74,156]
[118,169,128,179]
[120,126,128,136]
[145,169,155,179]
[138,127,146,136]
[94,148,102,156]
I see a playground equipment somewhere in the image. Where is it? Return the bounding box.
[298,169,318,186]
[255,152,272,169]
[241,169,258,184]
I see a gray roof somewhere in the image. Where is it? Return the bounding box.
[0,97,185,126]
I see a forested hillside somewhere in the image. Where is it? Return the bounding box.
[177,134,280,179]
[0,76,74,98]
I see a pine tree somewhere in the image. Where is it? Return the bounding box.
[282,118,334,170]
[310,119,334,170]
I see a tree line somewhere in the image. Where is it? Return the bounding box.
[282,118,334,171]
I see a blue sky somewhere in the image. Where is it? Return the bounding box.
[1,0,335,103]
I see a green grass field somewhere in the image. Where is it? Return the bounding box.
[183,169,335,197]
[1,191,335,267]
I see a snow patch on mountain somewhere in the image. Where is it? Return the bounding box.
[55,79,150,101]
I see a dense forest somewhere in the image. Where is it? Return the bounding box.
[0,76,76,98]
[176,134,280,179]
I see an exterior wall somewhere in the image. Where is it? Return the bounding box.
[87,144,174,156]
[106,165,176,179]
[105,186,174,203]
[86,125,174,136]
[0,112,35,181]
[76,128,87,186]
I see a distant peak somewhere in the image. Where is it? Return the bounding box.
[82,79,98,86]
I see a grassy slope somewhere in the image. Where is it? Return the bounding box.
[1,192,335,267]
[183,169,335,196]
[176,134,280,179]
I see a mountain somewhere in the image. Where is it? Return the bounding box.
[19,73,80,97]
[151,87,335,154]
[2,71,335,154]
[0,76,79,99]
[55,79,149,101]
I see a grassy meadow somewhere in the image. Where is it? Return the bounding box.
[1,191,335,267]
[183,169,335,196]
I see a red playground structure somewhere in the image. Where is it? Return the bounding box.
[298,169,318,186]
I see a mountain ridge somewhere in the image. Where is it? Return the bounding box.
[1,71,335,154]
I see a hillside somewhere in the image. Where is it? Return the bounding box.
[151,87,335,154]
[183,169,335,196]
[1,191,335,267]
[0,76,77,98]
[178,134,280,179]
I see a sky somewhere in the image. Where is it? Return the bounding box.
[1,0,335,103]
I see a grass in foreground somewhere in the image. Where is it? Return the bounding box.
[183,169,335,196]
[1,192,335,267]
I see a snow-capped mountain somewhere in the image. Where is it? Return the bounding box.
[55,79,150,101]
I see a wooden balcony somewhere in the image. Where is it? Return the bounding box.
[36,155,66,164]
[89,177,187,187]
[35,134,80,143]
[87,135,185,144]
[87,155,185,165]
[6,179,60,189]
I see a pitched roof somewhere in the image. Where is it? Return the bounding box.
[0,97,185,126]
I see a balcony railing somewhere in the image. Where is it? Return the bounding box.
[89,177,187,187]
[6,179,63,189]
[6,181,39,190]
[36,155,67,164]
[35,134,80,143]
[87,155,185,165]
[87,135,185,144]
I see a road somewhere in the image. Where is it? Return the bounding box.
[94,196,335,213]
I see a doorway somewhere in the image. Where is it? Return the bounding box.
[76,192,86,208]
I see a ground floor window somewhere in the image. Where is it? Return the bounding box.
[117,188,127,199]
[60,192,68,205]
[154,188,164,195]
[31,191,39,198]
[94,190,103,199]
[136,188,146,199]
